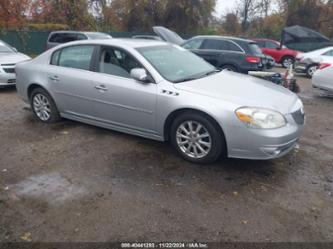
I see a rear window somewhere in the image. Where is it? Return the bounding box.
[50,45,95,71]
[49,33,87,43]
[248,43,263,55]
[86,33,111,39]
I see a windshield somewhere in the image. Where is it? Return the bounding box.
[86,33,112,40]
[0,44,15,53]
[137,45,215,83]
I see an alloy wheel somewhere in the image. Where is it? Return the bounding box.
[308,65,318,77]
[176,121,212,159]
[282,58,294,68]
[33,93,51,121]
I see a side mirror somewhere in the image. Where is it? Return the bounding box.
[130,68,150,83]
[276,47,282,50]
[12,47,18,52]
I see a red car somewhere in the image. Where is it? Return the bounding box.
[253,38,299,68]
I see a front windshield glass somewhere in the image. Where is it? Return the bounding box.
[137,45,215,83]
[0,44,15,53]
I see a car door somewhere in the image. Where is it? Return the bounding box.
[90,46,157,134]
[194,39,227,67]
[48,45,97,118]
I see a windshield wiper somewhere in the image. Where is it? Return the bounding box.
[201,69,220,77]
[174,77,199,83]
[174,69,220,83]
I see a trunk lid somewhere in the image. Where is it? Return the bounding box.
[153,26,185,45]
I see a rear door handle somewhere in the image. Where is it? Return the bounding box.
[94,85,108,91]
[49,75,60,82]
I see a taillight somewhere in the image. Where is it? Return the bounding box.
[318,63,331,70]
[246,56,261,63]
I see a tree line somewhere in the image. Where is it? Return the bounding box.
[221,0,333,39]
[0,0,333,40]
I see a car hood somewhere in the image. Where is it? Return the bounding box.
[0,52,31,64]
[173,71,299,115]
[302,47,333,58]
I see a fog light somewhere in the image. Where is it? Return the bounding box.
[261,147,281,156]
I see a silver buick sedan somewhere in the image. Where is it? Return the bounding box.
[16,39,305,164]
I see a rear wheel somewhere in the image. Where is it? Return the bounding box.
[281,56,295,68]
[306,64,318,78]
[30,87,61,123]
[170,112,225,164]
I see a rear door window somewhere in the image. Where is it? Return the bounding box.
[51,45,95,71]
[202,39,229,50]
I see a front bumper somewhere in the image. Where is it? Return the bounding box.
[294,61,309,73]
[0,73,16,87]
[226,108,305,160]
[0,64,16,87]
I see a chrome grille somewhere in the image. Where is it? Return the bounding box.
[1,64,15,74]
[4,68,15,73]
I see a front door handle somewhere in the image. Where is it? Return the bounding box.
[49,75,60,82]
[94,85,108,91]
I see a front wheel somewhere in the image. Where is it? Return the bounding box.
[30,87,61,123]
[306,64,318,78]
[170,112,226,164]
[281,56,295,68]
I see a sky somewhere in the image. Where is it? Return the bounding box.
[215,0,236,17]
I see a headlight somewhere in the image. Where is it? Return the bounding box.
[235,107,286,129]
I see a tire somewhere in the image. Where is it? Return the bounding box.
[306,64,318,78]
[170,112,226,164]
[30,87,61,123]
[220,65,237,72]
[281,56,295,68]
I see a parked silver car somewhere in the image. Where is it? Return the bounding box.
[16,39,305,163]
[312,63,333,92]
[0,40,30,87]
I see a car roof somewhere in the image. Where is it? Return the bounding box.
[252,38,279,42]
[53,38,168,49]
[190,35,256,43]
[49,31,107,35]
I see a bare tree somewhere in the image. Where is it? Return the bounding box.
[236,0,256,32]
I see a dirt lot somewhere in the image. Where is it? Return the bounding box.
[1,71,333,242]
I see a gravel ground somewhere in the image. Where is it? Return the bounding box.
[0,70,333,242]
